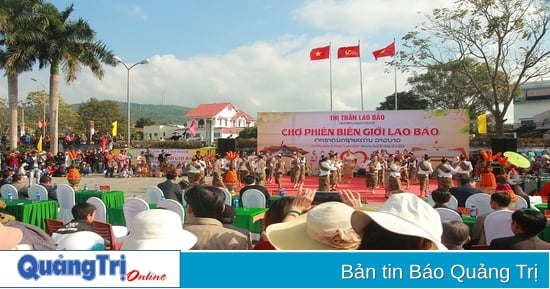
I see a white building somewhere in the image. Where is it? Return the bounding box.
[142,125,188,141]
[184,102,255,145]
[514,80,550,128]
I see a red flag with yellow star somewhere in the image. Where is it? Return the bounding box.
[309,45,330,61]
[372,41,395,60]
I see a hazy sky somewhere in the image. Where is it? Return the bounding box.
[5,0,454,123]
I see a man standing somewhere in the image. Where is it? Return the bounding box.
[158,149,170,175]
[144,148,155,176]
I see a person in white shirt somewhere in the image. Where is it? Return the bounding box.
[416,154,434,198]
[318,154,332,191]
[387,156,402,198]
[454,154,473,180]
[437,157,457,191]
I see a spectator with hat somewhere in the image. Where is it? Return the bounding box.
[266,201,361,250]
[122,209,197,250]
[0,222,28,250]
[351,193,447,250]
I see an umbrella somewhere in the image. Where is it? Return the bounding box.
[503,151,531,168]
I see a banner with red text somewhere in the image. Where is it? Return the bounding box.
[256,110,469,164]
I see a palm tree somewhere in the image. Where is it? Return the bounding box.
[36,3,116,153]
[0,0,44,150]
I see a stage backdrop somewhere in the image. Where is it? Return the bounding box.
[257,109,470,164]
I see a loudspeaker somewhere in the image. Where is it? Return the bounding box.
[491,138,517,153]
[217,138,237,156]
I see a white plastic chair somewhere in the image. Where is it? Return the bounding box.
[57,184,76,224]
[465,194,493,216]
[221,188,232,206]
[483,210,514,245]
[435,208,463,223]
[158,199,185,224]
[448,195,459,209]
[241,189,267,208]
[27,184,49,200]
[0,184,18,199]
[427,194,458,210]
[144,186,164,204]
[123,197,150,227]
[86,197,128,243]
[513,196,528,210]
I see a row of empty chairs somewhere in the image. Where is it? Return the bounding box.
[1,184,49,200]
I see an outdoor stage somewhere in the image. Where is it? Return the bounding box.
[258,175,437,204]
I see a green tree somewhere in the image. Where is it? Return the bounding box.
[0,0,44,150]
[21,91,79,136]
[35,3,116,153]
[376,91,429,110]
[135,117,155,128]
[22,90,48,135]
[238,127,257,139]
[400,0,550,136]
[77,98,125,135]
[408,60,485,111]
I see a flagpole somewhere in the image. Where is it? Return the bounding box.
[329,42,333,111]
[393,38,398,111]
[356,40,364,111]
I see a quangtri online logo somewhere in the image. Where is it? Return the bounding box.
[4,251,181,288]
[18,254,128,281]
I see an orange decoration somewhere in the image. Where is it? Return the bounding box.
[67,166,81,190]
[225,151,239,161]
[68,150,78,161]
[497,156,508,166]
[67,167,81,179]
[224,170,238,184]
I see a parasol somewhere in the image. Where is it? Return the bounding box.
[503,151,531,168]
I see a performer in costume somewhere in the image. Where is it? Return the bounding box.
[416,154,434,198]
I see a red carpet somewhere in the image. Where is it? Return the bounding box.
[248,175,441,204]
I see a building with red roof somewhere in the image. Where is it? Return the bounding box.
[184,102,255,144]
